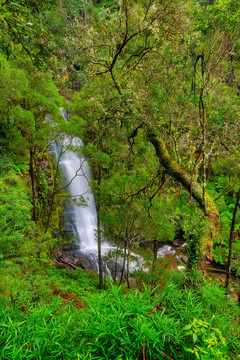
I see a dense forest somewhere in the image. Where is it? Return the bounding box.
[0,0,240,358]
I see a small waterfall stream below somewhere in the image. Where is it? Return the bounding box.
[51,110,182,276]
[50,127,114,272]
[51,133,133,274]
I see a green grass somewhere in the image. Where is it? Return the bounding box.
[1,279,240,359]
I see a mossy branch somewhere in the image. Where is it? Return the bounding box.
[148,130,219,250]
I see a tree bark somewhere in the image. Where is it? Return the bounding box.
[44,144,63,233]
[153,239,158,260]
[110,64,219,257]
[114,245,119,282]
[119,240,127,286]
[97,166,103,289]
[126,241,131,289]
[225,192,240,289]
[148,130,219,254]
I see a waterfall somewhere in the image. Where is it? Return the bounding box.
[50,109,181,275]
[50,110,113,265]
[59,136,98,251]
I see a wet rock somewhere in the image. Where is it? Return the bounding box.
[80,255,95,270]
[62,243,80,251]
[54,243,97,271]
[158,245,175,257]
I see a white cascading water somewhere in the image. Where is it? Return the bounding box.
[50,110,113,261]
[59,137,98,251]
[50,109,181,274]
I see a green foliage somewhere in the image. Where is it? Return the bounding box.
[206,173,240,268]
[1,1,240,358]
[0,300,82,360]
[0,52,66,230]
[0,154,28,175]
[0,54,64,156]
[212,239,228,266]
[133,255,169,289]
[63,0,87,14]
[0,171,35,257]
[0,0,57,66]
[196,0,240,34]
[183,318,229,359]
[175,193,207,277]
[1,279,239,359]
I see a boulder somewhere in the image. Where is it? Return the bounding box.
[54,243,97,271]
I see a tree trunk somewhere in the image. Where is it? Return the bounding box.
[148,130,219,255]
[126,241,131,289]
[225,192,240,289]
[114,245,119,282]
[103,261,107,289]
[111,71,219,259]
[153,239,158,261]
[119,240,127,286]
[82,0,87,22]
[44,145,63,233]
[97,166,103,289]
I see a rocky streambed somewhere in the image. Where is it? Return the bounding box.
[54,243,98,271]
[54,240,189,276]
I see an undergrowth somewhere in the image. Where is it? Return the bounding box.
[1,168,240,359]
[1,279,240,360]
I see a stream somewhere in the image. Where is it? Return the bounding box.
[51,110,185,276]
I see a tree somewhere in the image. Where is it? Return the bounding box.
[0,54,64,227]
[67,102,113,288]
[67,0,240,272]
[0,0,57,66]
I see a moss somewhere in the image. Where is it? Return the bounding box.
[148,133,220,256]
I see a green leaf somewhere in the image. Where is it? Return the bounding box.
[193,333,198,343]
[195,352,200,360]
[183,324,192,331]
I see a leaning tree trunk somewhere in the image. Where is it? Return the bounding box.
[110,73,219,260]
[225,191,240,289]
[148,130,219,259]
